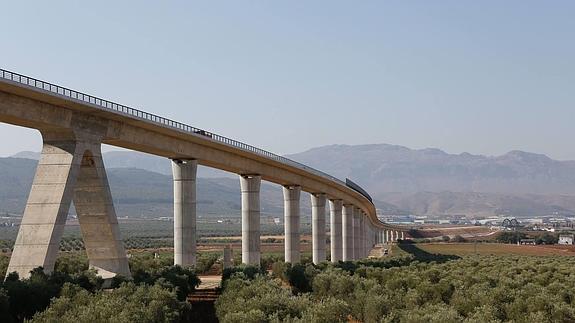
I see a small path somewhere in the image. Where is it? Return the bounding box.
[189,276,222,322]
[197,275,222,290]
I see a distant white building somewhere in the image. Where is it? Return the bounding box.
[559,234,574,245]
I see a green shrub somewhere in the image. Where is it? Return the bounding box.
[215,277,311,322]
[196,252,219,274]
[30,282,186,323]
[132,265,200,301]
[221,265,266,284]
[216,251,575,322]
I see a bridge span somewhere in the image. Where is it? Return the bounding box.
[0,69,407,278]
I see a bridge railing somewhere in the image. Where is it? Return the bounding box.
[0,68,372,203]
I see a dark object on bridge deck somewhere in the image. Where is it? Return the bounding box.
[194,129,213,138]
[346,178,373,203]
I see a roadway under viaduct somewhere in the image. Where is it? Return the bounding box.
[0,69,407,279]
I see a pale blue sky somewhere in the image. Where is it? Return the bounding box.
[1,1,574,159]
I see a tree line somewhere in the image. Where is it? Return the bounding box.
[216,250,575,322]
[0,252,200,322]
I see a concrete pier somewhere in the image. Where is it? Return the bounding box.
[342,204,354,261]
[8,133,130,279]
[311,193,326,264]
[329,199,343,262]
[223,246,232,269]
[359,215,369,258]
[240,175,261,266]
[75,145,131,279]
[172,159,197,267]
[359,213,365,258]
[283,185,301,263]
[353,207,360,260]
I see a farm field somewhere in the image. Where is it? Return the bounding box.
[411,225,498,239]
[414,242,575,256]
[0,218,302,251]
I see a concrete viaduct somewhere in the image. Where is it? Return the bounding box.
[0,69,407,279]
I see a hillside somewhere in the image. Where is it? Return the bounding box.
[287,144,575,196]
[6,143,575,218]
[0,157,285,218]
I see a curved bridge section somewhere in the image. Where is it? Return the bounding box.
[0,69,406,278]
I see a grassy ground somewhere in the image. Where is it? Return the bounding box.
[414,242,575,256]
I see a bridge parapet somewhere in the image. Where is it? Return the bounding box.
[0,68,412,278]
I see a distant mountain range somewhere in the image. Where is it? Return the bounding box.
[5,143,575,218]
[0,155,284,219]
[287,144,575,196]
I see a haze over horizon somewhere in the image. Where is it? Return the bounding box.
[1,1,574,159]
[5,142,575,162]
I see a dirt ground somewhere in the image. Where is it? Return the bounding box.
[413,226,497,239]
[197,275,221,289]
[197,242,312,254]
[416,243,575,256]
[203,234,312,241]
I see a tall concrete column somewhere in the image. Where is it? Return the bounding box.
[283,185,301,263]
[311,193,327,264]
[329,199,343,262]
[240,175,261,266]
[367,223,372,253]
[342,204,354,261]
[359,212,365,258]
[8,132,130,279]
[366,219,370,255]
[401,231,405,240]
[223,246,232,270]
[353,207,360,260]
[364,214,369,256]
[386,230,390,244]
[172,159,197,267]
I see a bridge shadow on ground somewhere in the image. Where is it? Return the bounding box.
[397,242,460,263]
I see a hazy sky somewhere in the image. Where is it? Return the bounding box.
[1,1,574,159]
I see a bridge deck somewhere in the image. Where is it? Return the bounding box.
[0,68,401,229]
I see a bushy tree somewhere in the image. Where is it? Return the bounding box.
[196,252,219,274]
[536,232,558,245]
[283,263,319,294]
[132,265,200,301]
[215,277,311,322]
[451,235,466,243]
[496,231,526,244]
[221,265,266,284]
[216,251,575,322]
[30,282,186,323]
